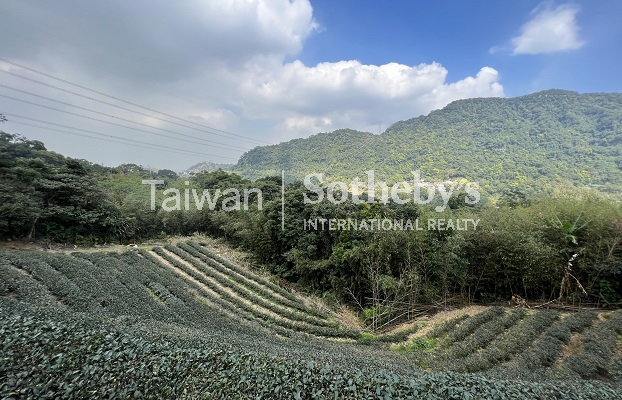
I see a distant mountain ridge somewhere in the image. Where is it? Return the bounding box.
[231,89,622,194]
[179,161,234,177]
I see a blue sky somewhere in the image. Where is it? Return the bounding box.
[0,0,620,170]
[304,0,622,96]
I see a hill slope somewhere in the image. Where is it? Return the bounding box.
[0,242,351,339]
[234,90,622,193]
[2,244,622,397]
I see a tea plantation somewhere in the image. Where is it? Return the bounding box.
[1,242,621,399]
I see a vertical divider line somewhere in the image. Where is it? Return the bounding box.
[281,169,285,231]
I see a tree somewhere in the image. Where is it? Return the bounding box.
[156,169,178,181]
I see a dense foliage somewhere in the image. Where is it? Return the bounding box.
[204,181,622,318]
[0,132,180,243]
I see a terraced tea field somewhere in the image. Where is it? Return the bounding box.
[390,306,622,382]
[0,241,354,339]
[1,241,622,399]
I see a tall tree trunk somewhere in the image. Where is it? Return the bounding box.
[26,216,39,240]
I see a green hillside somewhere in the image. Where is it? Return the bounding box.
[2,245,622,398]
[234,90,622,194]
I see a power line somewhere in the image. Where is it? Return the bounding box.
[0,68,265,146]
[8,120,237,161]
[0,94,251,154]
[0,58,270,145]
[0,84,249,151]
[9,121,205,159]
[4,113,234,159]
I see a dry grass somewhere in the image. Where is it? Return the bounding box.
[556,332,582,365]
[335,304,364,331]
[409,305,487,339]
[168,234,255,271]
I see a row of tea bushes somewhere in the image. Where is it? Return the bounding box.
[2,251,98,313]
[427,314,470,339]
[1,307,620,400]
[146,247,295,337]
[521,311,597,368]
[458,310,560,372]
[566,311,622,379]
[188,241,312,307]
[171,243,334,327]
[443,307,505,345]
[180,242,328,319]
[445,309,527,359]
[153,247,356,338]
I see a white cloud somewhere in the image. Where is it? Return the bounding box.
[428,67,504,108]
[237,61,503,138]
[270,115,335,142]
[0,0,504,169]
[511,3,585,55]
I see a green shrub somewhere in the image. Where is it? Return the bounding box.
[444,307,505,345]
[566,311,622,379]
[427,314,469,339]
[522,311,596,368]
[460,310,559,372]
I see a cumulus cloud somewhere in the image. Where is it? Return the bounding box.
[510,3,585,55]
[237,61,503,139]
[0,0,317,82]
[0,0,504,169]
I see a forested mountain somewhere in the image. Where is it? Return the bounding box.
[234,128,375,181]
[234,90,622,194]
